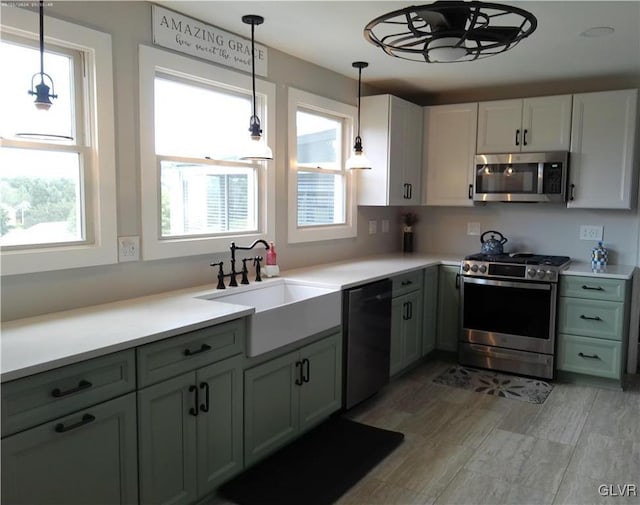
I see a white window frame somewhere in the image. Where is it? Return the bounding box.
[287,88,357,244]
[0,7,117,275]
[139,45,275,260]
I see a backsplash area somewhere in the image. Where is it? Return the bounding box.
[410,203,640,266]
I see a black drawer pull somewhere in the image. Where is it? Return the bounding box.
[401,280,413,286]
[295,361,303,386]
[51,379,92,398]
[578,352,600,360]
[580,315,602,321]
[581,285,604,291]
[55,413,96,433]
[302,358,310,383]
[183,343,212,357]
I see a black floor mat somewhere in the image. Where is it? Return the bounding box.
[218,416,404,505]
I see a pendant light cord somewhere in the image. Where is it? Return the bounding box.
[250,21,257,121]
[356,65,362,139]
[38,0,45,83]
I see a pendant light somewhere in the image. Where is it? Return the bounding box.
[346,61,371,170]
[29,0,57,110]
[239,14,273,161]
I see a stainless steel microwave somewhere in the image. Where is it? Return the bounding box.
[473,152,569,203]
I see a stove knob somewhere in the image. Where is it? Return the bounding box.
[536,269,546,279]
[462,263,470,272]
[471,264,479,272]
[527,268,537,278]
[479,265,487,274]
[546,270,554,280]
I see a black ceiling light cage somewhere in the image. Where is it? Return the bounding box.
[364,1,537,63]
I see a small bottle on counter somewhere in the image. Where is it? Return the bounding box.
[591,241,608,271]
[265,241,279,277]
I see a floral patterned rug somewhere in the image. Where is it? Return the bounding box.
[432,366,553,404]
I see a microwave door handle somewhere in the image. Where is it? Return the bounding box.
[537,163,544,194]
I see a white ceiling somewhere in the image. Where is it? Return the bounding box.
[158,1,640,100]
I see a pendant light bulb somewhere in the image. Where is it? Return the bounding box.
[240,15,273,161]
[346,61,371,170]
[28,1,57,111]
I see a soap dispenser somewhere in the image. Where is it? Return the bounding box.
[265,241,279,277]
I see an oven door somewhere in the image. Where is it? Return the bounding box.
[460,276,557,355]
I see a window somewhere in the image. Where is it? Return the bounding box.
[0,7,117,275]
[139,46,275,260]
[288,88,357,243]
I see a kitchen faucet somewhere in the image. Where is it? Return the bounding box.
[212,240,270,288]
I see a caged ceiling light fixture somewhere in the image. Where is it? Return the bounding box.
[29,0,58,110]
[364,1,537,63]
[239,14,273,161]
[345,61,372,170]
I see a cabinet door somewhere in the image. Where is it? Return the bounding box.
[436,266,460,352]
[359,95,392,205]
[423,103,477,206]
[477,99,523,153]
[138,373,198,505]
[568,89,638,209]
[244,352,299,466]
[2,393,138,505]
[390,295,405,376]
[196,355,243,497]
[298,333,342,432]
[521,95,572,152]
[400,98,423,205]
[422,267,439,356]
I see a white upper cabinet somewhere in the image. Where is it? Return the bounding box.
[568,89,638,209]
[358,95,423,206]
[423,102,478,206]
[477,95,572,153]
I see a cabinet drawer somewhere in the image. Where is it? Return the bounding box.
[560,276,627,302]
[392,270,423,297]
[557,334,622,380]
[1,350,135,438]
[137,319,245,387]
[558,297,624,341]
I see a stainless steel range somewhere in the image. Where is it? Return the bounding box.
[459,253,571,379]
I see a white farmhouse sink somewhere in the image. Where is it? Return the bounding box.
[197,279,341,357]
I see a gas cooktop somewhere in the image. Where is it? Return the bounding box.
[461,253,571,282]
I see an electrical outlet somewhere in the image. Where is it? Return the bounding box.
[381,219,390,233]
[368,220,377,235]
[579,225,603,241]
[118,236,140,262]
[467,222,481,236]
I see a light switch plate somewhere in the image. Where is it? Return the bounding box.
[118,236,140,262]
[368,220,377,235]
[467,222,481,236]
[381,219,390,233]
[579,225,603,241]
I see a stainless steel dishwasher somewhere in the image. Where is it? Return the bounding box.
[343,278,393,410]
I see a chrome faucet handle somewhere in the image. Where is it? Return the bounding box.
[240,258,250,285]
[253,256,263,282]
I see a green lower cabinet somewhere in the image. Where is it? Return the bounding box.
[390,290,423,376]
[138,355,243,505]
[436,266,460,352]
[422,266,439,356]
[1,392,138,505]
[244,332,342,467]
[557,333,623,380]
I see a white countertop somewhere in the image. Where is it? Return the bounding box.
[1,252,635,382]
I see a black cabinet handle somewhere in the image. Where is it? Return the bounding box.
[199,382,210,413]
[403,183,409,199]
[402,302,409,320]
[569,183,575,201]
[184,343,212,357]
[468,184,473,199]
[189,385,199,416]
[302,358,310,383]
[578,352,600,360]
[295,361,303,386]
[55,413,95,433]
[51,379,92,398]
[401,280,412,286]
[581,285,604,291]
[523,129,528,146]
[408,183,413,200]
[580,315,602,321]
[455,273,461,289]
[515,129,520,146]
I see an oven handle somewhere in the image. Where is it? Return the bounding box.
[462,276,552,291]
[466,343,550,363]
